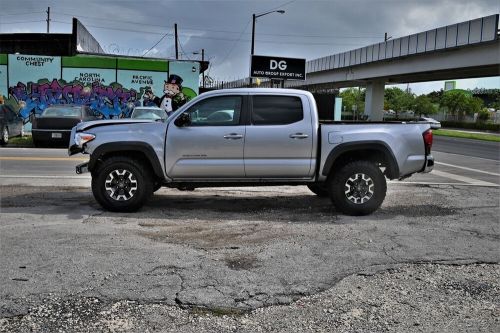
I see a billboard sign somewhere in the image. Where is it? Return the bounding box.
[251,55,306,80]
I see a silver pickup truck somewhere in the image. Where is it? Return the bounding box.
[69,88,434,215]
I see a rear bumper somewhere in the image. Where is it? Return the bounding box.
[422,154,434,173]
[32,129,72,143]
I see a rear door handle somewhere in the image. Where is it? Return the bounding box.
[223,133,243,140]
[289,133,309,139]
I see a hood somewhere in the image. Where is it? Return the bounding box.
[75,119,154,132]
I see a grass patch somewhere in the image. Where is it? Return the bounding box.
[7,135,34,146]
[434,129,500,142]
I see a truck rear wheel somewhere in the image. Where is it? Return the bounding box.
[329,161,386,216]
[91,156,153,212]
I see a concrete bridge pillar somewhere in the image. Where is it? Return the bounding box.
[364,79,385,121]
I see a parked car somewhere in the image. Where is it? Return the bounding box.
[0,104,24,145]
[32,105,98,147]
[130,106,168,121]
[419,117,441,129]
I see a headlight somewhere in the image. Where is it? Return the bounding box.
[74,132,96,148]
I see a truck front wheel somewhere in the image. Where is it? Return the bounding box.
[329,161,386,216]
[91,156,153,212]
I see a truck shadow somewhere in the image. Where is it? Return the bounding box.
[0,186,458,224]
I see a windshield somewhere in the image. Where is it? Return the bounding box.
[131,108,167,120]
[41,107,82,118]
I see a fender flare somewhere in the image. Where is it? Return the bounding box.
[88,142,164,179]
[322,141,400,179]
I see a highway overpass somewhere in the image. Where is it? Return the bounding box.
[286,14,500,120]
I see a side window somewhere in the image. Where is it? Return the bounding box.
[252,96,303,125]
[186,96,242,126]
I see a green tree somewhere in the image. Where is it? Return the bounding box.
[477,108,490,123]
[427,89,444,104]
[464,96,484,116]
[441,90,483,120]
[384,87,415,118]
[340,88,365,117]
[413,95,437,117]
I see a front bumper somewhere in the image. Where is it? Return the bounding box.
[76,162,89,174]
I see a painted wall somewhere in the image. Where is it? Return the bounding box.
[0,53,199,120]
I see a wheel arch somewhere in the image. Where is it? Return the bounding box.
[88,142,164,180]
[322,141,399,180]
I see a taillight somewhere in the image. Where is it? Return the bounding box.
[423,129,433,155]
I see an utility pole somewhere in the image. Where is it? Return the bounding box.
[46,7,51,33]
[174,23,179,60]
[384,32,392,42]
[201,48,205,88]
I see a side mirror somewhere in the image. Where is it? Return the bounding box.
[174,112,191,127]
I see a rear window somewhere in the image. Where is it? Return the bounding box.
[41,107,82,118]
[252,96,303,125]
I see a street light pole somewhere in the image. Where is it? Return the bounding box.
[193,49,206,88]
[250,10,285,86]
[251,13,256,57]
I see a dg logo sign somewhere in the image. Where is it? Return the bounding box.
[251,55,306,81]
[270,60,287,71]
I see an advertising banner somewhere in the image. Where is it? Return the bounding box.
[251,55,306,80]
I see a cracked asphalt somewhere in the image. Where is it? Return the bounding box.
[1,183,499,332]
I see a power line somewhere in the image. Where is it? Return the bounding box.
[178,37,191,60]
[0,11,44,17]
[180,27,383,39]
[261,0,298,13]
[51,20,166,34]
[50,19,369,46]
[218,18,252,65]
[50,11,383,39]
[181,34,367,46]
[0,19,46,24]
[142,33,172,57]
[51,11,169,29]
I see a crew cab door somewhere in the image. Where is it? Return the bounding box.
[164,95,246,179]
[244,94,315,178]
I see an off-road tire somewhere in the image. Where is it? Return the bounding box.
[329,160,386,216]
[1,126,9,145]
[91,156,153,212]
[307,183,330,197]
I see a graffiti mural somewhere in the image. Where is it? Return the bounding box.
[0,53,200,121]
[9,79,140,119]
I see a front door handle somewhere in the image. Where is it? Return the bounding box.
[289,133,309,139]
[224,133,243,140]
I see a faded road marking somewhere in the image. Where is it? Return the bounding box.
[430,170,498,186]
[436,162,500,177]
[0,157,88,161]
